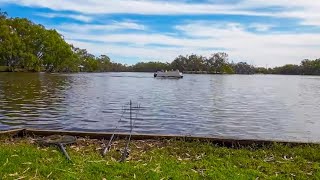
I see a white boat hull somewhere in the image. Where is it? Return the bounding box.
[154,70,183,78]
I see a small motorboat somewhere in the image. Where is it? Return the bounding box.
[154,70,183,78]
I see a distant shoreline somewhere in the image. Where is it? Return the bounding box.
[1,67,318,76]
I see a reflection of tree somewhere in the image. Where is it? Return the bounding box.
[0,73,71,129]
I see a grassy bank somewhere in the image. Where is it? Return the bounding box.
[0,66,8,72]
[0,136,320,179]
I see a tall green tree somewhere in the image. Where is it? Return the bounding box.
[301,59,320,75]
[231,62,255,74]
[131,61,169,72]
[97,55,111,71]
[0,11,77,72]
[171,55,188,72]
[207,52,229,73]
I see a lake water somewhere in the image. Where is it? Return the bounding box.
[1,72,320,142]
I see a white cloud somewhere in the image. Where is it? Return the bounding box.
[249,23,273,32]
[2,0,320,66]
[58,21,146,32]
[67,39,215,64]
[36,13,93,22]
[173,21,320,66]
[60,21,320,67]
[2,0,320,26]
[238,0,320,26]
[0,0,254,15]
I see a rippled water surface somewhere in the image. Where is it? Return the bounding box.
[1,72,320,142]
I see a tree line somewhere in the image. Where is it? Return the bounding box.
[129,55,320,75]
[1,10,319,75]
[0,10,126,72]
[129,53,255,74]
[255,59,320,75]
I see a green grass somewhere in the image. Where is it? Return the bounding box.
[0,137,320,179]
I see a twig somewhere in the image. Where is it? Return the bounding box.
[22,167,30,174]
[2,158,8,166]
[15,176,26,180]
[47,172,52,178]
[88,160,107,163]
[30,169,38,180]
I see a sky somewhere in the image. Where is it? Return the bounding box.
[0,0,320,67]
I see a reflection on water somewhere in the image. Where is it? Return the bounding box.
[1,72,320,142]
[0,73,71,129]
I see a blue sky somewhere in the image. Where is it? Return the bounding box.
[0,0,319,66]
